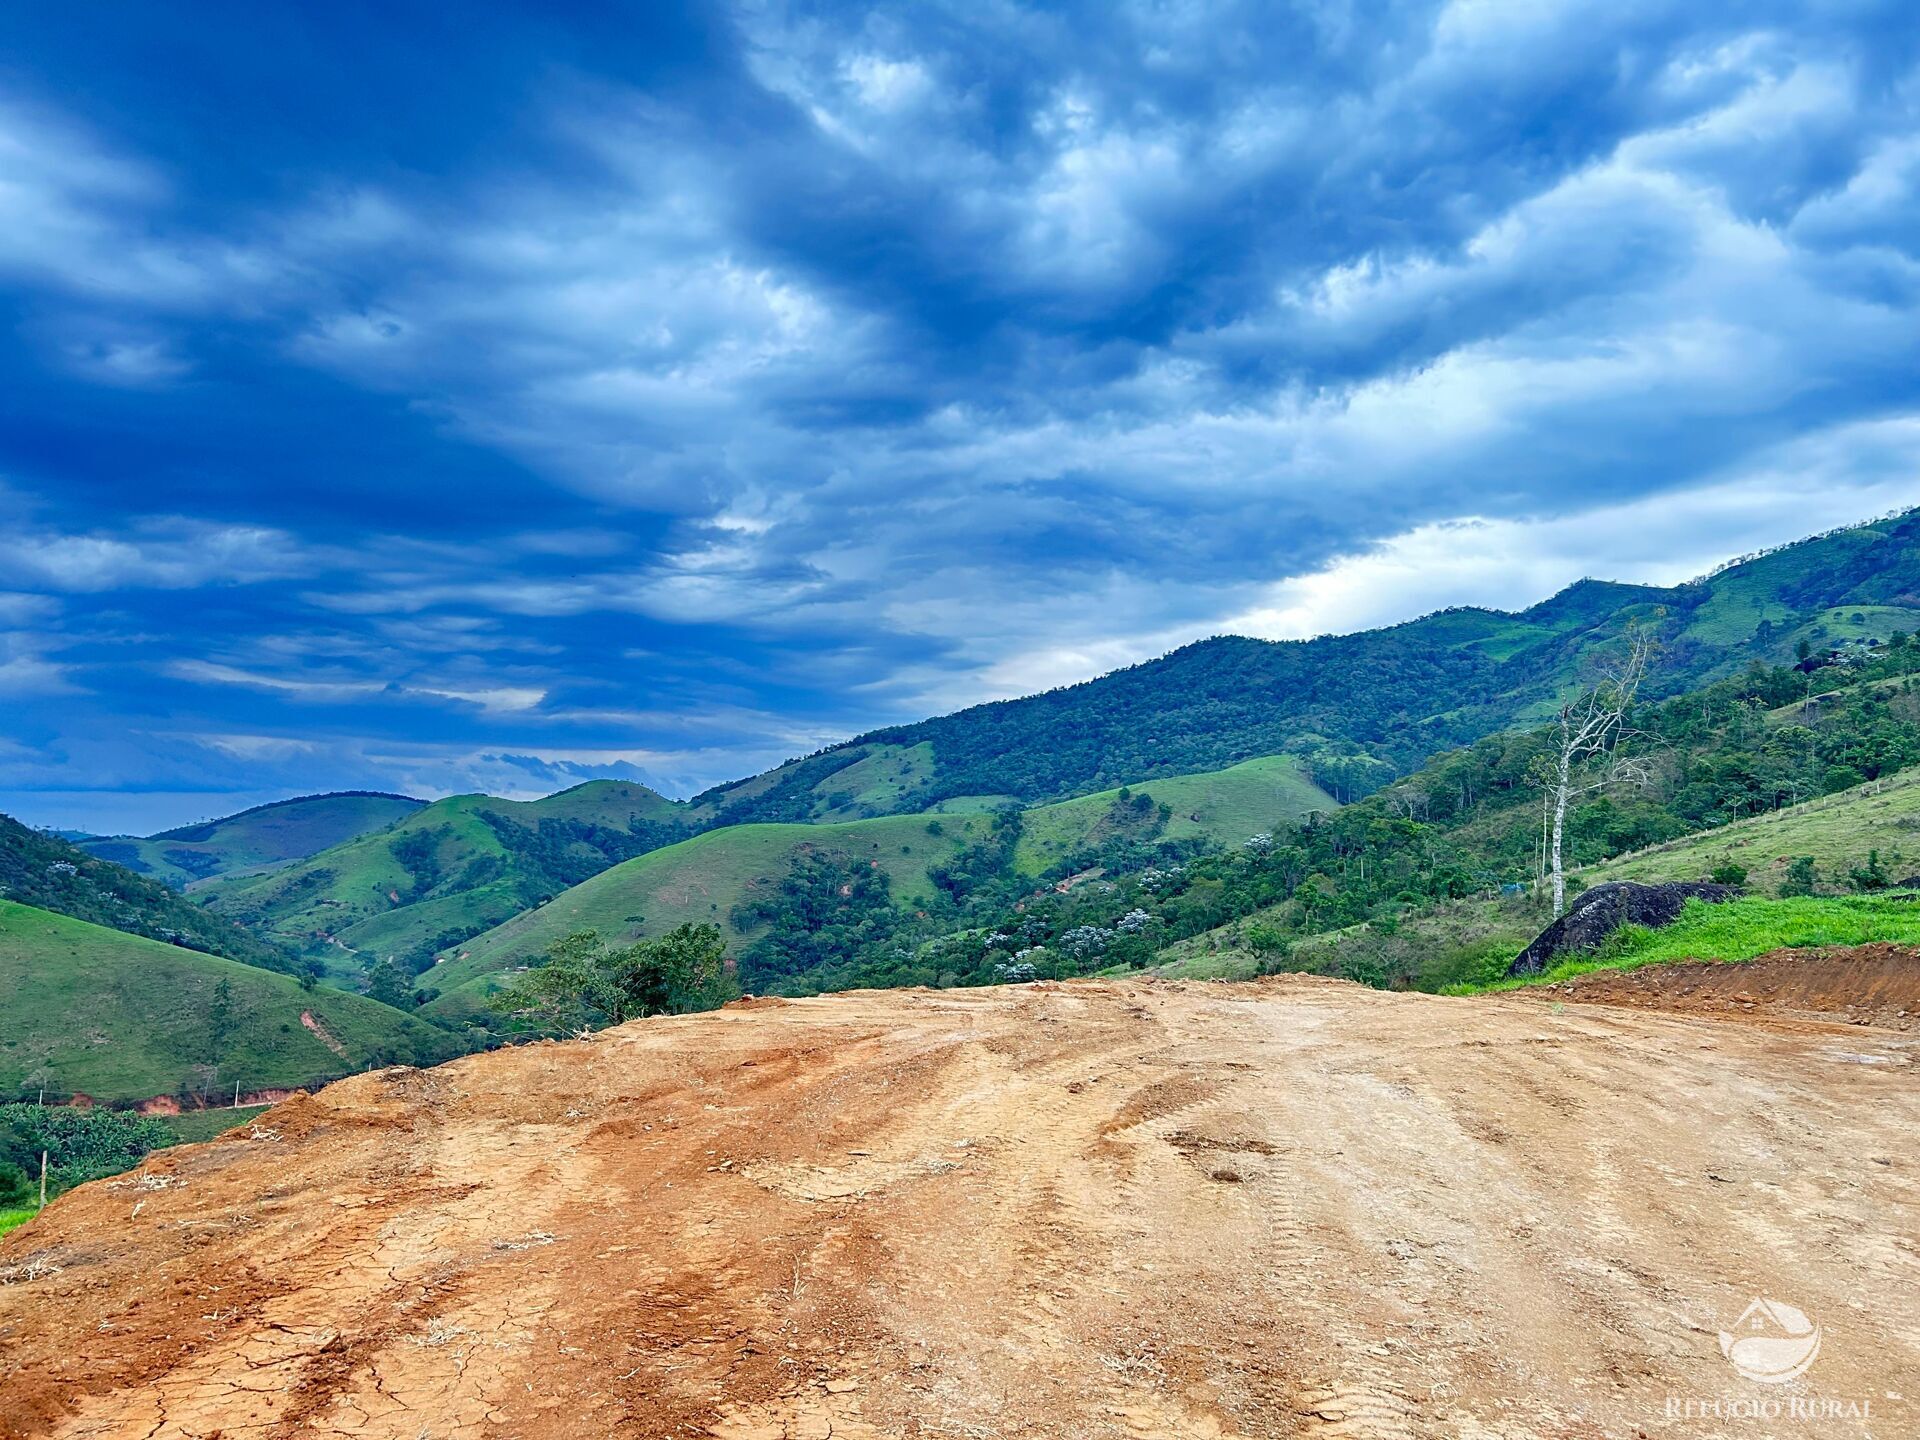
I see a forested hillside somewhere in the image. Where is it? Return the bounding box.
[699,508,1920,819]
[591,637,1920,1004]
[420,755,1334,1017]
[203,780,696,986]
[0,814,297,974]
[1146,639,1920,992]
[79,791,423,890]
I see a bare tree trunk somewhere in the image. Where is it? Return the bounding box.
[1550,748,1570,918]
[1541,628,1657,920]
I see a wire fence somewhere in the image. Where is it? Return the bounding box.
[7,1071,356,1114]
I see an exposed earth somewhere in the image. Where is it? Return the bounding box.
[1527,943,1920,1033]
[2,966,1916,1439]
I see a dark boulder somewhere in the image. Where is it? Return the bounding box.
[1507,882,1741,977]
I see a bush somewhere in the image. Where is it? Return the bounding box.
[1780,856,1819,897]
[0,1104,172,1193]
[1849,849,1891,892]
[487,925,736,1033]
[1709,861,1749,887]
[1243,921,1290,957]
[0,1160,30,1207]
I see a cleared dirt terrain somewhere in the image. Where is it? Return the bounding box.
[2,971,1916,1439]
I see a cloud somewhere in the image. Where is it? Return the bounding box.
[0,517,310,592]
[1,2,1918,829]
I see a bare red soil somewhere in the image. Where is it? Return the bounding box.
[2,972,1915,1438]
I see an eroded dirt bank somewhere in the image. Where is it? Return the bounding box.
[1524,943,1920,1032]
[2,975,1915,1438]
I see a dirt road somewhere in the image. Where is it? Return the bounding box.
[2,974,1915,1438]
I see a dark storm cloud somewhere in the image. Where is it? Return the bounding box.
[2,0,1918,829]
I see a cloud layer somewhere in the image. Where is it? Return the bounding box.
[1,2,1917,832]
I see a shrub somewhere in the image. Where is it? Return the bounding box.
[1709,861,1749,886]
[1780,856,1819,897]
[1849,849,1891,892]
[0,1104,172,1192]
[1243,921,1290,956]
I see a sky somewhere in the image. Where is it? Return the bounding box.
[2,1,1918,835]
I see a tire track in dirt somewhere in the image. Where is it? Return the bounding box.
[2,975,1916,1439]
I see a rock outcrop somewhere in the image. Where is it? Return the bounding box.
[1506,881,1740,976]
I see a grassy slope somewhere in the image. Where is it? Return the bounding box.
[1455,895,1920,993]
[1157,767,1920,987]
[204,780,686,966]
[423,811,999,1015]
[78,793,424,890]
[1584,766,1920,890]
[1012,756,1332,875]
[425,756,1335,1016]
[0,901,463,1102]
[0,813,295,974]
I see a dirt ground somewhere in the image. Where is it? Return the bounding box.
[1526,943,1920,1032]
[2,970,1915,1439]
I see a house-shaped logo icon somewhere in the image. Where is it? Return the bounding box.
[1719,1298,1821,1384]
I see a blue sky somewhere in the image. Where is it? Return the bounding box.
[2,1,1918,834]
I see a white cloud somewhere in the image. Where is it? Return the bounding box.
[0,521,307,592]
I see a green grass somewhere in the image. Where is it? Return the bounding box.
[0,1205,35,1239]
[204,779,686,962]
[0,901,465,1102]
[1450,894,1920,994]
[423,754,1338,1017]
[78,792,423,890]
[1586,767,1920,893]
[1012,755,1332,876]
[421,811,1001,1017]
[808,742,938,820]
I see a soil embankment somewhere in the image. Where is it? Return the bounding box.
[1527,943,1920,1032]
[2,973,1915,1438]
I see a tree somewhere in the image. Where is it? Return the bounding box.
[365,958,414,1008]
[1780,856,1819,897]
[1848,849,1890,892]
[1535,630,1656,918]
[488,925,735,1034]
[207,977,235,1063]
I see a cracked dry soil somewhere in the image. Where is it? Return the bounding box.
[1,971,1916,1438]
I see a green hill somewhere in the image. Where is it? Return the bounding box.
[202,780,694,978]
[78,791,423,890]
[0,813,295,974]
[697,509,1920,821]
[422,755,1335,1017]
[0,901,464,1104]
[1010,756,1333,873]
[159,508,1920,996]
[1582,767,1920,892]
[1152,665,1920,991]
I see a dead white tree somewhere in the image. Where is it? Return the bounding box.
[1536,630,1657,918]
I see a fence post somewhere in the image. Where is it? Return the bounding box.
[38,1151,47,1210]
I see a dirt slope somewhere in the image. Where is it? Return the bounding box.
[1525,943,1920,1032]
[2,976,1915,1439]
